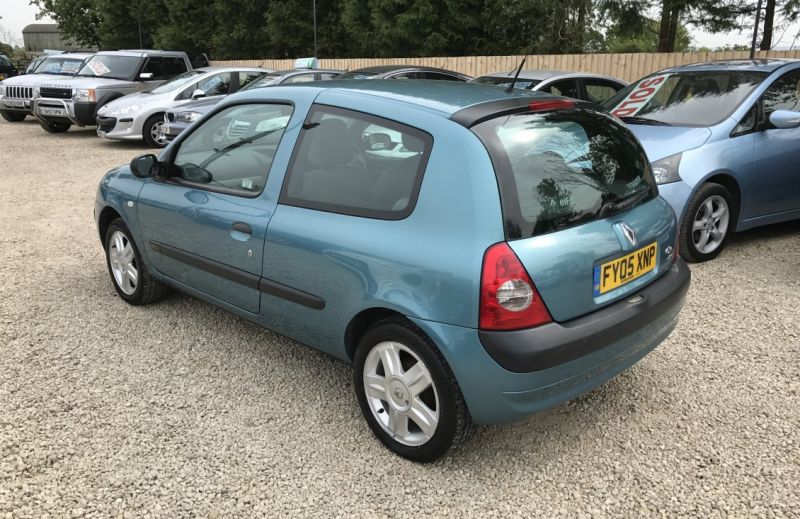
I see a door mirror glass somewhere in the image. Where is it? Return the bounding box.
[139,72,154,80]
[768,109,800,129]
[191,88,206,100]
[130,154,159,178]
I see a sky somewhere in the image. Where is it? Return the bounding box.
[1,0,797,51]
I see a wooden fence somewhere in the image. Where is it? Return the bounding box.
[212,50,800,83]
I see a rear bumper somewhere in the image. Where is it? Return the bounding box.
[410,260,690,424]
[479,259,691,372]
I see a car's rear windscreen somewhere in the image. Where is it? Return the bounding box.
[472,110,657,239]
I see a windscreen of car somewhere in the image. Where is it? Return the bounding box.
[241,73,282,90]
[335,70,380,79]
[34,57,85,76]
[149,70,204,93]
[76,55,142,81]
[472,76,541,90]
[472,110,657,239]
[602,71,767,127]
[0,55,12,67]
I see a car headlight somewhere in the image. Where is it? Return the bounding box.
[176,111,201,123]
[106,104,142,116]
[650,153,682,184]
[73,88,97,103]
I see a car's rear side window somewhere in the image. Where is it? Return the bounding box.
[472,110,657,239]
[280,105,432,220]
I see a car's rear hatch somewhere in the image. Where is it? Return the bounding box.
[469,100,677,322]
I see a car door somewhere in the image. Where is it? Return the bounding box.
[537,78,581,99]
[582,78,625,103]
[749,67,800,216]
[136,102,295,313]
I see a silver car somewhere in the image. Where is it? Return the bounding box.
[471,70,627,103]
[96,66,271,147]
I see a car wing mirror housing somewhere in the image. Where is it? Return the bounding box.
[769,109,800,129]
[130,154,159,178]
[191,89,206,100]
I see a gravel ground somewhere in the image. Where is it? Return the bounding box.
[0,118,798,518]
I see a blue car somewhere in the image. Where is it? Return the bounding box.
[604,59,800,262]
[95,81,690,461]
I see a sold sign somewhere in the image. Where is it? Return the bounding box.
[611,74,671,118]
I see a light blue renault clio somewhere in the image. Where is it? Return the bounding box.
[604,59,800,262]
[95,81,690,461]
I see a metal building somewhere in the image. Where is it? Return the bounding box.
[22,24,96,54]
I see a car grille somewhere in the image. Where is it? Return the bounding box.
[40,87,72,99]
[96,116,117,133]
[6,86,34,99]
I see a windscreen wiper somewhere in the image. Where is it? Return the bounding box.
[200,126,284,169]
[619,116,671,126]
[598,189,652,219]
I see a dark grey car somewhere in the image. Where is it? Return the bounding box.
[336,65,471,82]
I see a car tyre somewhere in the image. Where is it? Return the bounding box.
[353,317,475,462]
[104,218,168,305]
[679,182,735,263]
[0,110,26,122]
[39,120,71,133]
[143,113,168,148]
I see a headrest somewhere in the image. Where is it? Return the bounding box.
[307,118,353,167]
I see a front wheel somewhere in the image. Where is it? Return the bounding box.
[0,110,26,122]
[39,120,71,133]
[143,113,168,148]
[104,219,168,305]
[679,182,734,263]
[353,317,475,462]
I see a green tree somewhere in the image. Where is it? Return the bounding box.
[30,0,102,48]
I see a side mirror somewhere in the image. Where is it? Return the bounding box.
[139,72,154,80]
[191,89,206,100]
[769,109,800,129]
[130,154,159,178]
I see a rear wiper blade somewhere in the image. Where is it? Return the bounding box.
[598,189,652,219]
[620,116,671,126]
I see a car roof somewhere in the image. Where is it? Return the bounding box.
[349,65,465,75]
[267,68,343,76]
[236,79,549,116]
[98,50,187,58]
[663,58,800,73]
[478,70,625,82]
[194,66,272,74]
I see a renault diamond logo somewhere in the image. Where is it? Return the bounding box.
[620,222,637,247]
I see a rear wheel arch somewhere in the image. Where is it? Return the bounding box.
[344,307,410,361]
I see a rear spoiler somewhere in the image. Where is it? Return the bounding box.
[450,97,605,128]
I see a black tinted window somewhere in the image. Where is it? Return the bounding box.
[281,106,431,219]
[420,72,464,81]
[584,79,623,103]
[472,110,656,239]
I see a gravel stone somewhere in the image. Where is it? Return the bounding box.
[0,119,798,517]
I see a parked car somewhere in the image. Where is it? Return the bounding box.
[472,70,627,103]
[24,50,65,74]
[0,52,93,122]
[32,50,193,134]
[0,53,18,81]
[96,66,272,147]
[603,59,800,262]
[336,65,471,81]
[162,68,341,143]
[95,81,690,461]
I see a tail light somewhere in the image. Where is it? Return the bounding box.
[529,99,576,112]
[479,242,552,331]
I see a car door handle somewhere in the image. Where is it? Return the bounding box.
[231,222,252,235]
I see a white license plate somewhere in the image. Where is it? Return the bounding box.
[39,107,67,117]
[4,100,26,108]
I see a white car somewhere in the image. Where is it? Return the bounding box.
[0,53,93,122]
[96,66,271,147]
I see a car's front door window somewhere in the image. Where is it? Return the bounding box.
[172,103,294,196]
[541,79,580,99]
[761,69,800,124]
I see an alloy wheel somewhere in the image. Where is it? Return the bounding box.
[363,341,440,446]
[150,121,168,146]
[692,194,730,255]
[108,230,138,295]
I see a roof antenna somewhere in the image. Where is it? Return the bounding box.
[505,55,527,93]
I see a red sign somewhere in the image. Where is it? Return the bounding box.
[611,75,671,118]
